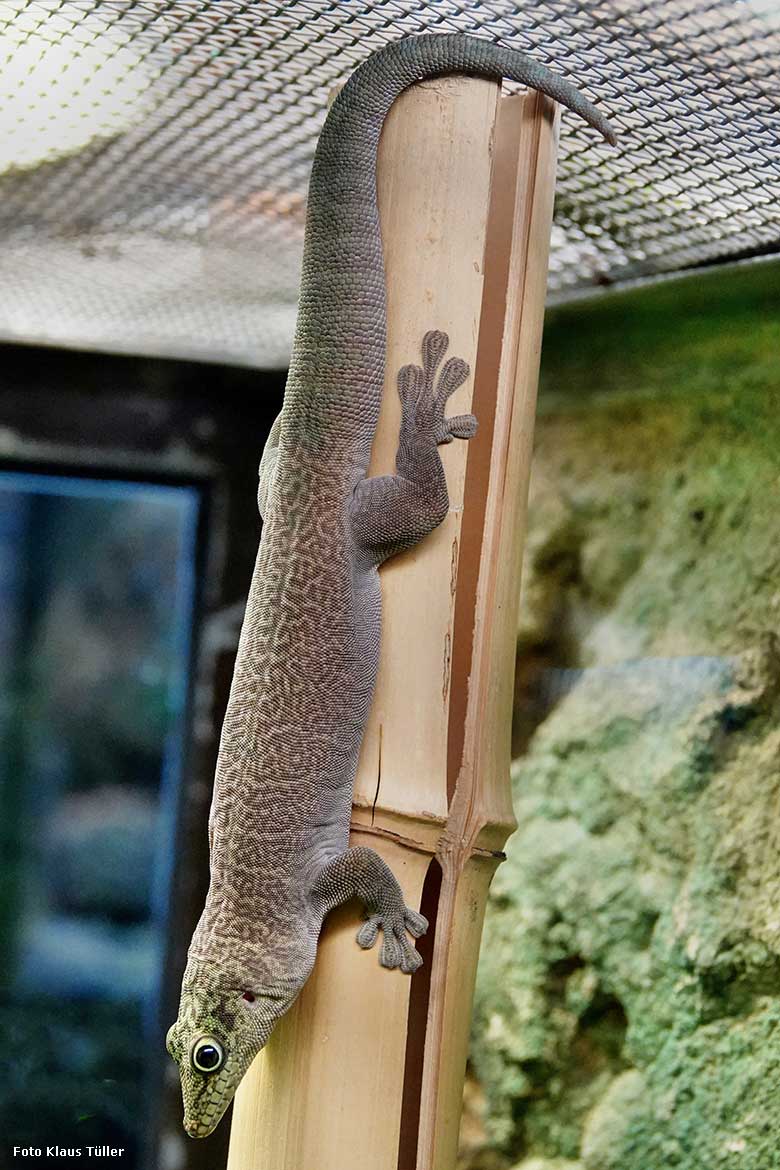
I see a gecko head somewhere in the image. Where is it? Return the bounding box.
[166,958,300,1138]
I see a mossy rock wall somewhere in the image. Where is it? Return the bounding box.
[466,262,780,1170]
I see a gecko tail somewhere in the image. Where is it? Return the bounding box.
[284,32,616,453]
[360,33,617,146]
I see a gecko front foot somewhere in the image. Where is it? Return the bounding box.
[357,904,427,973]
[311,846,428,974]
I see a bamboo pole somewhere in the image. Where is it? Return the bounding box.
[420,89,561,1170]
[227,78,560,1170]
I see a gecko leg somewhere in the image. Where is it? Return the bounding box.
[257,411,282,520]
[350,330,477,564]
[311,846,428,973]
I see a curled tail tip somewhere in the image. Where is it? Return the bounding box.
[362,33,619,145]
[554,98,617,146]
[433,32,620,146]
[598,119,619,147]
[564,99,617,145]
[567,94,617,146]
[595,111,618,146]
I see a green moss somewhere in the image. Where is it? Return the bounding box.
[469,261,780,1169]
[539,261,780,408]
[512,1160,582,1170]
[582,1008,780,1170]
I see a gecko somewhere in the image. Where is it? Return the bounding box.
[166,32,615,1140]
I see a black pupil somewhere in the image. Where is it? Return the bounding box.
[196,1044,221,1071]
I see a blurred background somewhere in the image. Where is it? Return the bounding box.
[0,3,779,1170]
[0,345,283,1170]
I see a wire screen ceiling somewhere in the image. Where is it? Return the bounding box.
[1,1,778,368]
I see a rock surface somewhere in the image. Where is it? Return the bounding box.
[466,261,780,1169]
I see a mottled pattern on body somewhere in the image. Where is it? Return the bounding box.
[167,32,615,1139]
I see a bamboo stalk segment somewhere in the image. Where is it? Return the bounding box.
[355,74,502,837]
[423,93,561,1170]
[227,80,560,1170]
[227,833,430,1169]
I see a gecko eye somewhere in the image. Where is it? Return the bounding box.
[191,1037,224,1074]
[242,991,255,1003]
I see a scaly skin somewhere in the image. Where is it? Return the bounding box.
[166,32,615,1139]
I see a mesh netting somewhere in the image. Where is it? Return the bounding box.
[1,0,778,367]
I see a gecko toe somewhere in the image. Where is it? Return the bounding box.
[450,412,478,439]
[380,931,405,969]
[421,330,449,377]
[397,363,424,408]
[433,356,470,409]
[393,925,423,973]
[356,914,382,949]
[404,908,428,938]
[399,940,423,974]
[435,412,478,444]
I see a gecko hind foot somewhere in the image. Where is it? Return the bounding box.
[356,906,428,973]
[397,329,477,447]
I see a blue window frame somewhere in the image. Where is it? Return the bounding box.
[0,471,200,1167]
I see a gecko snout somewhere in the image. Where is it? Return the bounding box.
[184,1116,215,1139]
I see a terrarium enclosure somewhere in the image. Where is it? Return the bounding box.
[1,1,778,364]
[0,2,779,1169]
